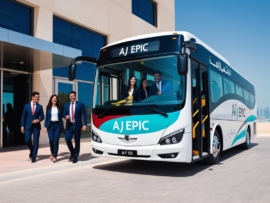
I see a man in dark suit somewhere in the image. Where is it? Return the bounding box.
[21,92,44,163]
[150,71,172,95]
[63,91,87,163]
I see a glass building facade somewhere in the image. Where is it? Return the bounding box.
[132,0,157,27]
[53,16,106,131]
[0,0,32,35]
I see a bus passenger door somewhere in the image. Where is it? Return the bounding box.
[191,60,210,161]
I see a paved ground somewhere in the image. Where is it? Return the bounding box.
[0,134,270,203]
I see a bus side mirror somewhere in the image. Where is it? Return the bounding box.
[186,41,197,52]
[68,56,98,81]
[69,64,76,81]
[178,53,188,75]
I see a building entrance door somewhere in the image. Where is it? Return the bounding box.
[0,70,30,148]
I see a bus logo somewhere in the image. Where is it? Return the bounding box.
[232,104,245,119]
[119,43,148,56]
[111,41,160,58]
[113,120,149,133]
[125,134,130,141]
[209,58,231,76]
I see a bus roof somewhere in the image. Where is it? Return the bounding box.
[104,31,230,66]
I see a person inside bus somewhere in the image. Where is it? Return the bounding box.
[138,78,150,100]
[4,103,14,140]
[123,76,139,101]
[150,71,172,95]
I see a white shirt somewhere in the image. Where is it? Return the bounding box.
[51,106,58,121]
[144,89,148,98]
[128,89,134,96]
[156,81,162,92]
[70,101,76,122]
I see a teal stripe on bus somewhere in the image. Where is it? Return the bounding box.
[232,130,246,146]
[245,115,256,122]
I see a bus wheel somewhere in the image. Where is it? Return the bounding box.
[241,128,251,149]
[205,130,221,165]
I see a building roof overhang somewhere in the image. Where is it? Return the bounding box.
[0,27,81,72]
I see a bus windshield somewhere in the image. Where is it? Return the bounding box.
[93,55,185,115]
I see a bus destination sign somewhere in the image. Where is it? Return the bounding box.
[111,40,159,58]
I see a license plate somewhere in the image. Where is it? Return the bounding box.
[118,150,137,157]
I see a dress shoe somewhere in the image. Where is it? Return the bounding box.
[31,159,36,163]
[68,157,74,162]
[29,153,32,159]
[53,157,57,163]
[72,159,78,164]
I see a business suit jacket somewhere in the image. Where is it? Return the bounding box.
[123,86,139,101]
[63,101,87,130]
[138,87,150,100]
[150,79,172,95]
[21,103,44,130]
[44,107,64,129]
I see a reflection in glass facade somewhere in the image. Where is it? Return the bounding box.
[132,0,157,26]
[53,17,106,82]
[78,82,93,121]
[53,17,105,126]
[0,0,32,35]
[58,82,73,105]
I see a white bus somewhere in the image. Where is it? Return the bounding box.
[69,31,257,164]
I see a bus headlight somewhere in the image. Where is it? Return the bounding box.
[159,129,184,145]
[92,130,102,143]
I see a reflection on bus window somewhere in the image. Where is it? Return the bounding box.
[93,55,185,110]
[210,70,223,103]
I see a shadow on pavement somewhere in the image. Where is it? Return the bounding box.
[35,152,94,162]
[94,160,209,177]
[219,142,258,163]
[93,143,259,177]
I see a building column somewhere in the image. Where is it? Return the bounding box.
[33,7,54,144]
[34,7,53,42]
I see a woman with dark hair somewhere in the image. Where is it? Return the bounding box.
[44,95,64,163]
[124,76,139,101]
[138,79,150,100]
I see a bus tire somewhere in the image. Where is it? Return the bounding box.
[240,128,251,149]
[205,130,221,165]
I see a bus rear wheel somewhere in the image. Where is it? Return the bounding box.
[240,128,251,149]
[205,130,221,165]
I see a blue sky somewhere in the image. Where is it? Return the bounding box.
[175,0,270,109]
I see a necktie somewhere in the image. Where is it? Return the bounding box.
[71,102,74,121]
[32,104,35,115]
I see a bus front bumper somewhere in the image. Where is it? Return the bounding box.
[91,139,191,163]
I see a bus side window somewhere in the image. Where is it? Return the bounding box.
[210,70,223,103]
[211,81,220,103]
[122,84,127,99]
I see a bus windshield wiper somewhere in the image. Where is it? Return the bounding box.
[145,106,168,117]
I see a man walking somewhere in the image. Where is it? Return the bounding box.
[63,91,87,163]
[21,92,44,163]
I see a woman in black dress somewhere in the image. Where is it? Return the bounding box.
[138,79,150,101]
